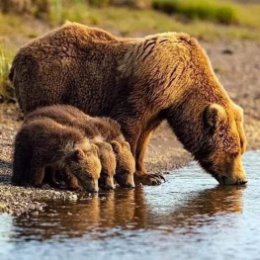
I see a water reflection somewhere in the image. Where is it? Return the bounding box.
[0,151,259,260]
[12,184,245,241]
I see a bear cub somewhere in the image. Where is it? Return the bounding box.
[12,117,101,192]
[25,105,136,189]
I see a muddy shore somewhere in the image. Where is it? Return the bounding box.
[0,39,259,216]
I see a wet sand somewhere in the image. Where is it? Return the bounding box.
[0,39,260,215]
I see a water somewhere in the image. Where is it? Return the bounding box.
[0,151,259,260]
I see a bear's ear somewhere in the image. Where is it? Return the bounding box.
[123,141,131,150]
[110,141,121,154]
[102,142,113,152]
[233,104,247,153]
[91,144,99,156]
[203,103,226,131]
[72,148,85,162]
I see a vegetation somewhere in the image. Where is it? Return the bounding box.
[0,46,13,103]
[153,0,238,24]
[0,0,260,103]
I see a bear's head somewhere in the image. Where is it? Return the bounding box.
[95,141,117,190]
[197,103,247,185]
[111,139,136,188]
[167,102,247,185]
[65,140,101,192]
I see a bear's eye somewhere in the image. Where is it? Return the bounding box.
[85,151,93,157]
[218,126,226,138]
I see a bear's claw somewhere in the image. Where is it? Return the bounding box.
[135,172,166,186]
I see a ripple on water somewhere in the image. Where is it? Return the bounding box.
[0,151,259,260]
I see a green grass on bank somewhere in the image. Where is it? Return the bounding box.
[1,5,259,45]
[0,46,14,103]
[1,1,260,41]
[153,0,238,24]
[2,0,259,26]
[47,3,260,40]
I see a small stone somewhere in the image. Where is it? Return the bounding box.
[31,211,39,217]
[68,194,78,201]
[222,48,233,55]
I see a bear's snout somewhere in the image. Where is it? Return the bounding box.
[218,176,247,186]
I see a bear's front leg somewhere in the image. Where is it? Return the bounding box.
[119,116,165,186]
[62,169,82,191]
[134,129,165,186]
[45,167,67,189]
[30,166,45,187]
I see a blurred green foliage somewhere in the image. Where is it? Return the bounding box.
[0,46,14,103]
[89,0,110,7]
[153,0,237,24]
[1,0,260,27]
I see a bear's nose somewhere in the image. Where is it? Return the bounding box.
[121,182,135,188]
[237,179,248,185]
[222,176,248,185]
[104,183,115,190]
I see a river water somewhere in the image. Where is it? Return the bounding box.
[0,151,259,260]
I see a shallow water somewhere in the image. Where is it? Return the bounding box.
[0,151,259,260]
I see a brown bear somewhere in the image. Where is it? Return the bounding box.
[9,23,247,185]
[25,104,135,188]
[12,117,101,192]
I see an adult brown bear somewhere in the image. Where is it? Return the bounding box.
[9,22,247,186]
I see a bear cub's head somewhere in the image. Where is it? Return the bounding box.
[65,139,101,192]
[95,141,117,190]
[111,139,136,188]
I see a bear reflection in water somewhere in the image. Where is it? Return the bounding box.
[12,185,245,240]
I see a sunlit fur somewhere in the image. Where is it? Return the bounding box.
[64,142,101,192]
[10,23,247,185]
[197,105,247,184]
[111,140,136,188]
[163,38,247,185]
[95,141,116,190]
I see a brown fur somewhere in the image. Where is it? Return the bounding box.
[12,117,101,192]
[25,104,135,188]
[95,141,117,190]
[10,23,247,185]
[111,140,136,188]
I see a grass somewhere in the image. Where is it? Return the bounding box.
[153,0,238,24]
[45,4,260,40]
[0,46,14,103]
[234,3,260,28]
[0,2,258,41]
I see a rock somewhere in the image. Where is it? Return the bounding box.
[222,48,234,55]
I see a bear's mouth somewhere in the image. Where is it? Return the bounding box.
[214,175,247,185]
[213,174,225,185]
